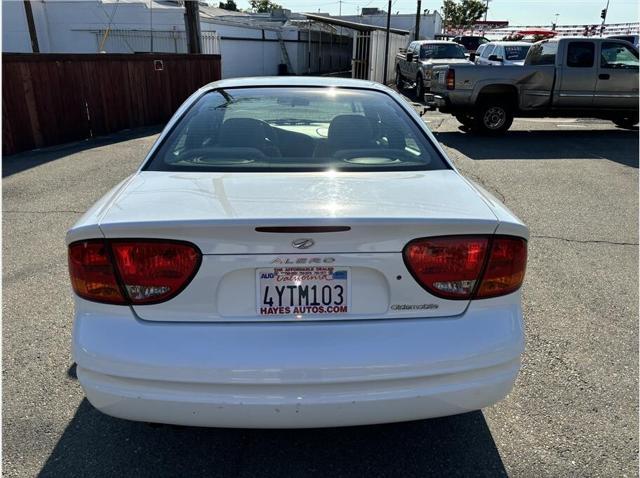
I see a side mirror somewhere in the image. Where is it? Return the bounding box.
[469,52,476,62]
[488,54,504,62]
[406,51,413,62]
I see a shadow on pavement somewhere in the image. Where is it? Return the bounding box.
[39,400,506,477]
[2,126,162,178]
[434,129,639,168]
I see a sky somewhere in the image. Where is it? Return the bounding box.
[233,0,639,26]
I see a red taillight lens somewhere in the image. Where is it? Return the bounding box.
[111,240,201,304]
[68,239,201,305]
[404,236,489,299]
[68,240,127,305]
[476,237,527,299]
[403,235,527,300]
[446,69,455,90]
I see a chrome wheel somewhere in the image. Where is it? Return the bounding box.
[483,106,507,130]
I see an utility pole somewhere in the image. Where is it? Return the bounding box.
[600,0,609,36]
[414,0,421,40]
[150,0,154,52]
[184,0,202,54]
[383,0,391,84]
[483,0,490,22]
[23,0,40,53]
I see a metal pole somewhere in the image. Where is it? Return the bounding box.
[150,0,153,52]
[308,22,311,74]
[414,0,421,40]
[185,0,202,53]
[23,0,40,53]
[383,0,391,84]
[484,0,490,22]
[600,0,609,36]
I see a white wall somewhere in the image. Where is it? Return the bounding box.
[2,1,351,79]
[335,12,442,41]
[2,0,187,53]
[2,0,34,52]
[367,30,407,84]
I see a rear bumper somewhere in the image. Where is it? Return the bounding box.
[73,298,525,428]
[432,94,454,113]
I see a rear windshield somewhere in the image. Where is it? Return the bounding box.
[504,45,530,60]
[420,43,467,59]
[458,37,488,51]
[527,41,558,65]
[145,87,448,173]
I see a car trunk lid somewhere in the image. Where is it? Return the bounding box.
[98,170,499,321]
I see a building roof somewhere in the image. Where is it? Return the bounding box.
[302,13,410,35]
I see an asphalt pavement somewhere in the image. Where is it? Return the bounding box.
[2,106,638,477]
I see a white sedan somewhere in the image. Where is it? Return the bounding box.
[67,77,527,428]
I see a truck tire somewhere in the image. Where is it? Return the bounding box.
[612,115,639,129]
[395,68,404,90]
[455,114,476,128]
[472,101,514,135]
[414,76,424,102]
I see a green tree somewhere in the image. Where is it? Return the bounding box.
[219,0,238,11]
[249,0,282,13]
[442,0,488,30]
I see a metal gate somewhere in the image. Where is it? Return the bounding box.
[352,31,370,80]
[352,30,408,83]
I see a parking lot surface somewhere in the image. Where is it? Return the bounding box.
[3,107,638,477]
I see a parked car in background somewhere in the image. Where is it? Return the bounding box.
[395,40,473,101]
[607,34,639,49]
[452,35,490,54]
[473,41,532,66]
[428,37,639,134]
[67,76,528,429]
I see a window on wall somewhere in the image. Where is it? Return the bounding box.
[566,42,595,67]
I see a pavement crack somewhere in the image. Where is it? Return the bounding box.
[4,210,83,214]
[531,234,638,246]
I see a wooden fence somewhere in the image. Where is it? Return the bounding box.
[2,53,222,155]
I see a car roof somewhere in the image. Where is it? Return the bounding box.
[484,41,531,46]
[206,76,386,91]
[414,40,460,45]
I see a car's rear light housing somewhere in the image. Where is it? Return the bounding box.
[403,235,527,300]
[446,69,455,90]
[68,239,201,305]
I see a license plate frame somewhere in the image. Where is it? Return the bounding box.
[256,266,351,317]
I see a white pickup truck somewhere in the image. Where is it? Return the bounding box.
[428,37,639,134]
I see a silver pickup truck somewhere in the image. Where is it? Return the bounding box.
[428,37,639,134]
[395,40,473,100]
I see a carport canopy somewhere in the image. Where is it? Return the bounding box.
[302,13,410,36]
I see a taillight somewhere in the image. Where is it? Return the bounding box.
[476,237,527,298]
[404,236,489,299]
[403,235,526,300]
[446,69,455,90]
[68,239,201,305]
[68,240,127,305]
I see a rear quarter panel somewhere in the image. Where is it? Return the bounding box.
[431,64,555,110]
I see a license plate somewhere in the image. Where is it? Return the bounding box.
[257,266,350,316]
